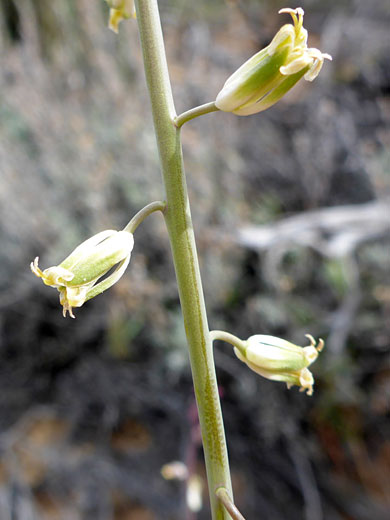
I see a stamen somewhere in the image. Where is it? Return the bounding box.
[304,57,324,81]
[305,334,325,352]
[30,257,44,278]
[305,334,316,347]
[308,48,332,61]
[295,7,304,32]
[60,295,75,319]
[279,7,305,32]
[280,54,312,75]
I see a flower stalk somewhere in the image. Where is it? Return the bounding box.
[134,1,233,518]
[210,330,247,357]
[124,200,166,233]
[174,101,220,128]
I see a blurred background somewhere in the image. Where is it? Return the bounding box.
[0,0,389,519]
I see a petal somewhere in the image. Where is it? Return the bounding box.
[280,53,313,75]
[232,67,307,115]
[84,253,131,302]
[304,49,332,81]
[246,338,307,372]
[69,231,133,286]
[267,25,295,57]
[42,266,75,286]
[65,286,89,307]
[222,47,269,90]
[302,346,319,365]
[298,368,314,395]
[59,285,90,318]
[60,230,117,270]
[31,257,75,288]
[249,334,303,352]
[215,49,285,112]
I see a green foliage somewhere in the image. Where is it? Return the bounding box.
[323,258,349,298]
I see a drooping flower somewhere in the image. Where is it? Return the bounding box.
[105,0,136,34]
[215,7,332,116]
[31,230,134,318]
[234,334,324,395]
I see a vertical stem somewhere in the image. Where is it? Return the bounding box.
[134,1,233,518]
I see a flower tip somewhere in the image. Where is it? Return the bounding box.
[299,368,314,395]
[305,334,325,352]
[31,257,43,278]
[62,305,75,319]
[30,257,37,272]
[300,385,314,396]
[305,333,316,346]
[278,7,305,18]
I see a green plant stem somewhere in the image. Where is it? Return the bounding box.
[210,330,247,357]
[123,200,166,233]
[134,1,233,518]
[174,101,220,128]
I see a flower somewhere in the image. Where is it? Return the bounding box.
[31,230,134,318]
[234,334,324,395]
[215,7,332,116]
[105,0,136,34]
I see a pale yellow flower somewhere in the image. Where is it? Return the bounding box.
[216,7,332,115]
[31,230,134,318]
[234,334,324,395]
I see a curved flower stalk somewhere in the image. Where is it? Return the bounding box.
[215,7,332,116]
[105,0,136,33]
[234,334,324,395]
[31,230,134,318]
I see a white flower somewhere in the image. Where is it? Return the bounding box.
[31,230,134,317]
[215,7,332,116]
[234,334,324,395]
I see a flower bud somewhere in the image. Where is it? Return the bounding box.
[234,334,324,395]
[105,0,136,34]
[31,230,134,318]
[215,7,332,116]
